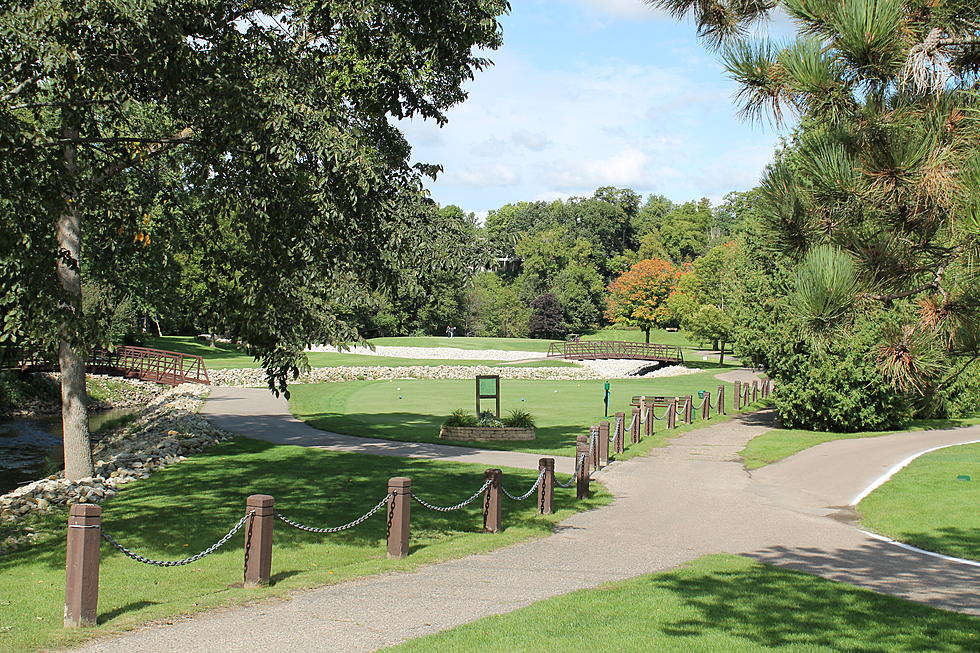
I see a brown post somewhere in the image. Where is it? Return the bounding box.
[717,385,726,415]
[752,380,759,403]
[483,469,502,533]
[645,405,653,436]
[683,395,692,424]
[639,396,646,424]
[538,458,554,515]
[614,411,625,446]
[65,503,101,628]
[576,434,591,472]
[597,422,609,467]
[575,441,590,500]
[701,393,710,420]
[243,494,275,588]
[734,380,742,410]
[613,417,624,454]
[667,398,677,429]
[591,426,601,470]
[761,378,768,398]
[631,406,641,444]
[387,477,411,559]
[744,384,751,407]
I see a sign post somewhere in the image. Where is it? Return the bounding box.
[476,375,501,418]
[603,381,610,417]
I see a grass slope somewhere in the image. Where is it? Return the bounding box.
[740,415,980,470]
[290,374,732,457]
[369,328,703,352]
[858,442,980,561]
[382,554,980,653]
[0,439,608,652]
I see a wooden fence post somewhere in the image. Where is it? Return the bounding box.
[538,458,554,515]
[244,494,275,588]
[752,381,759,403]
[701,392,710,420]
[683,395,692,424]
[483,469,502,533]
[734,380,742,410]
[667,398,677,429]
[575,440,590,500]
[598,422,609,467]
[64,504,101,627]
[613,417,624,454]
[631,406,641,444]
[614,411,625,447]
[717,384,725,415]
[645,405,653,436]
[387,477,411,559]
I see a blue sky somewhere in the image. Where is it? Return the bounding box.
[399,0,797,218]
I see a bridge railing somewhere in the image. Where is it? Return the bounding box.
[112,346,211,385]
[547,340,683,362]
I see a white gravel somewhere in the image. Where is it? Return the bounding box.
[576,359,705,379]
[307,344,546,361]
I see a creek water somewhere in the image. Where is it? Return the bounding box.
[0,408,139,494]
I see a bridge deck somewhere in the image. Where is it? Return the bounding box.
[6,346,210,386]
[547,340,684,363]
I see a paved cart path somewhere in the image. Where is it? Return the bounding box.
[69,390,980,653]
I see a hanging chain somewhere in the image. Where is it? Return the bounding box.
[102,511,254,567]
[275,493,392,534]
[242,512,254,578]
[501,469,546,501]
[412,478,492,512]
[556,453,583,488]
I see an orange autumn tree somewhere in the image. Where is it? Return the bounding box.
[605,258,681,343]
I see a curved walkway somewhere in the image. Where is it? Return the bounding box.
[70,391,980,653]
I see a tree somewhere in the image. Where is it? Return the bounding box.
[464,273,529,338]
[1,0,509,479]
[605,259,681,343]
[651,0,980,425]
[528,293,566,339]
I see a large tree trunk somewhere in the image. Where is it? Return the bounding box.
[719,341,726,366]
[57,111,93,481]
[644,327,650,344]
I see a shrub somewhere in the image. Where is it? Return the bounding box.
[502,409,536,428]
[477,410,503,427]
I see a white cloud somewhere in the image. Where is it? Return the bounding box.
[445,164,519,188]
[574,0,664,20]
[511,129,552,152]
[547,148,653,189]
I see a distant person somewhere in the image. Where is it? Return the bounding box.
[446,325,452,338]
[449,325,456,338]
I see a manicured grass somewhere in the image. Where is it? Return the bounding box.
[858,442,980,561]
[0,438,609,652]
[289,374,733,457]
[740,414,980,470]
[382,554,980,653]
[141,336,573,369]
[370,328,705,352]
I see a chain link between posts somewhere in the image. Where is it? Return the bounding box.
[412,478,493,512]
[501,469,546,501]
[556,452,584,488]
[275,493,392,533]
[101,512,254,567]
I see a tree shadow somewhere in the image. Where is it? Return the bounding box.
[868,526,980,564]
[99,600,159,622]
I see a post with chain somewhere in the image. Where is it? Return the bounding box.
[701,393,710,420]
[645,405,653,436]
[734,380,742,410]
[538,458,554,515]
[575,441,590,500]
[387,477,411,559]
[630,406,641,444]
[683,395,692,424]
[576,434,591,472]
[614,411,625,447]
[667,398,677,429]
[64,503,101,628]
[717,385,726,415]
[639,396,646,424]
[613,417,624,454]
[244,494,275,588]
[483,469,502,533]
[589,426,599,471]
[744,383,751,407]
[597,423,609,467]
[752,380,759,403]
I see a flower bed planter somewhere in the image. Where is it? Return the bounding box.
[439,426,536,441]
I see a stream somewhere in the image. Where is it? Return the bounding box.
[0,408,140,494]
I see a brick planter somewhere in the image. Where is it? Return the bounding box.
[439,426,536,441]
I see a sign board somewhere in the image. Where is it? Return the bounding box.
[476,375,501,418]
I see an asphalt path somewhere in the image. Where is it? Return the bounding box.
[66,388,980,653]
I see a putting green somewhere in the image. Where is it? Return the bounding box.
[289,372,731,456]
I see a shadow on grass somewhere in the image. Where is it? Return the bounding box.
[0,438,581,574]
[98,600,160,622]
[873,526,980,562]
[648,552,980,651]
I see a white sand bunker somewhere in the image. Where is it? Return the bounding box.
[307,344,545,361]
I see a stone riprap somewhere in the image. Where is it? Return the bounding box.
[0,384,229,553]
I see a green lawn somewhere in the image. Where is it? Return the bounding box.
[141,336,574,369]
[858,442,980,561]
[289,374,734,457]
[0,438,608,652]
[369,328,705,352]
[739,415,980,470]
[382,554,980,653]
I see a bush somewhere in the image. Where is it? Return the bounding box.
[932,359,980,419]
[502,409,536,428]
[477,410,503,427]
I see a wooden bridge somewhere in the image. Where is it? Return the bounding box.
[547,340,684,363]
[5,346,210,386]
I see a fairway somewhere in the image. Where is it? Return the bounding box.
[369,328,703,352]
[859,442,980,561]
[289,373,731,456]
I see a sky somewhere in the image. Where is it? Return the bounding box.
[399,0,798,219]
